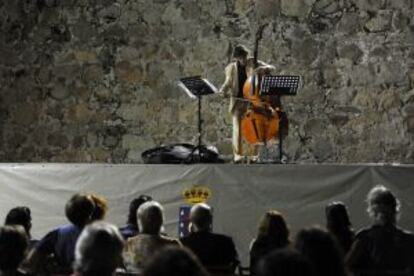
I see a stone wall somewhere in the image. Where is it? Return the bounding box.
[0,0,413,163]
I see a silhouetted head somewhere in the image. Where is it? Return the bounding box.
[142,246,209,276]
[74,221,124,276]
[5,206,32,238]
[65,194,95,228]
[366,185,400,225]
[190,203,212,232]
[137,201,164,235]
[257,210,289,245]
[256,248,313,276]
[325,202,352,231]
[0,225,28,272]
[127,195,153,226]
[295,226,346,276]
[89,194,108,221]
[233,44,249,65]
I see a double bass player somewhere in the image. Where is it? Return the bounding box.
[219,44,275,163]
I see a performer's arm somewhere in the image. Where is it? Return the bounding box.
[219,64,233,97]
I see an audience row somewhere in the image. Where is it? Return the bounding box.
[1,185,413,276]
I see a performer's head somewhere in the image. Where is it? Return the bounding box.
[233,44,249,65]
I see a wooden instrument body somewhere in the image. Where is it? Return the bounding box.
[241,75,279,145]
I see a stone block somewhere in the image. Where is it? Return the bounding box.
[83,65,105,82]
[354,0,386,12]
[378,91,402,111]
[47,132,70,148]
[74,51,98,63]
[115,61,143,83]
[65,103,92,124]
[281,0,314,19]
[255,0,281,19]
[365,10,393,32]
[12,102,38,126]
[291,37,319,65]
[407,116,414,133]
[50,83,71,100]
[338,43,364,64]
[348,64,376,87]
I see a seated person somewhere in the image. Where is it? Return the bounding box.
[142,246,209,276]
[119,195,153,240]
[347,185,414,275]
[0,225,31,276]
[25,193,95,274]
[180,203,239,274]
[250,210,291,275]
[255,248,312,276]
[325,201,355,254]
[295,226,346,276]
[73,221,124,276]
[5,206,38,248]
[123,201,181,272]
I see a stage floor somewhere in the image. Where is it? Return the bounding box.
[0,163,413,264]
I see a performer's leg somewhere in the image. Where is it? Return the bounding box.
[232,110,243,161]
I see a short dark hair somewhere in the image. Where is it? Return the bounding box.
[65,194,95,228]
[127,195,153,226]
[5,206,32,236]
[233,45,249,58]
[143,246,209,276]
[0,226,28,271]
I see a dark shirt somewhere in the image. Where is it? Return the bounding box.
[181,231,239,270]
[237,61,247,98]
[347,224,414,274]
[35,224,82,269]
[119,223,139,240]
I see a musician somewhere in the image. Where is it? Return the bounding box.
[219,44,275,162]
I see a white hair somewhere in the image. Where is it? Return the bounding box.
[74,221,124,275]
[137,201,164,234]
[366,185,400,225]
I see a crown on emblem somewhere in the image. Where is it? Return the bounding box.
[182,185,212,204]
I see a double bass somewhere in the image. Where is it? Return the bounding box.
[241,25,280,145]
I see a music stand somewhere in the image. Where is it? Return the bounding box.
[178,76,218,162]
[259,75,301,163]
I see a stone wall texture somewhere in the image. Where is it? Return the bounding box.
[1,0,414,163]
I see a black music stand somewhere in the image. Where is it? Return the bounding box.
[178,76,218,162]
[259,75,300,163]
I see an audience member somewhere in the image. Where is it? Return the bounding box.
[88,194,108,221]
[347,185,414,275]
[325,201,355,253]
[25,193,95,274]
[119,195,153,240]
[123,200,181,272]
[180,203,239,275]
[250,210,291,275]
[73,221,124,276]
[142,246,209,276]
[5,206,38,248]
[0,225,30,276]
[255,248,313,276]
[295,226,347,276]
